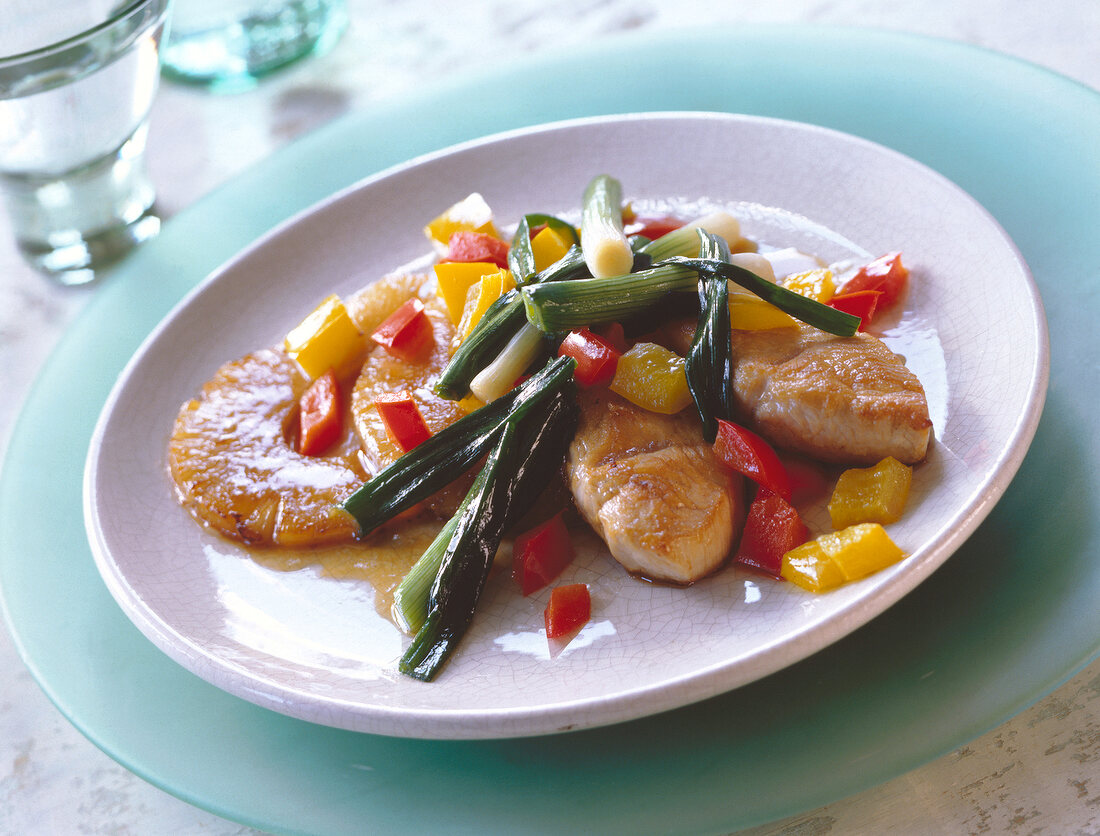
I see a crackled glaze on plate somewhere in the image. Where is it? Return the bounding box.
[83,113,1046,739]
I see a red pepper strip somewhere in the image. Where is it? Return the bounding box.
[557,328,621,387]
[441,231,509,269]
[371,298,435,362]
[840,252,908,310]
[297,369,343,457]
[713,419,792,501]
[624,215,685,241]
[512,511,576,596]
[735,488,808,578]
[373,393,432,453]
[828,289,882,331]
[544,583,591,639]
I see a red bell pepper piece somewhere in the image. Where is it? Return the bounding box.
[735,488,808,578]
[297,369,343,456]
[373,393,432,453]
[544,583,591,639]
[828,289,882,331]
[840,252,908,310]
[441,231,510,269]
[557,328,621,387]
[371,298,434,362]
[713,419,792,501]
[512,512,576,596]
[624,215,685,241]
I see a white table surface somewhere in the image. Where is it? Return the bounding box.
[2,1,1098,833]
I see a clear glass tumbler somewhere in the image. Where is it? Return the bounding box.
[0,0,172,285]
[161,0,347,92]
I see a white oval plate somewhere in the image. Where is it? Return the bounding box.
[84,113,1047,739]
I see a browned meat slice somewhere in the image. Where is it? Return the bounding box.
[567,390,745,584]
[664,320,932,465]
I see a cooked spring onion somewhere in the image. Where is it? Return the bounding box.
[435,245,588,401]
[580,175,634,278]
[638,211,742,261]
[398,386,578,681]
[685,231,735,443]
[521,263,698,332]
[469,321,546,403]
[509,213,580,286]
[341,355,577,535]
[662,256,861,336]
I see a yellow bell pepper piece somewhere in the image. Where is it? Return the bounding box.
[424,193,500,247]
[609,342,693,414]
[781,539,846,593]
[728,288,798,330]
[782,523,905,592]
[530,226,572,272]
[456,269,515,343]
[284,294,365,380]
[828,456,913,529]
[782,268,836,303]
[433,261,501,325]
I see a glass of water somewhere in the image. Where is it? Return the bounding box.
[0,0,171,285]
[161,0,347,92]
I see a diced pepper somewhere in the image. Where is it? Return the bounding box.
[370,297,434,362]
[780,539,846,592]
[455,269,515,343]
[284,294,365,380]
[433,261,501,325]
[782,268,836,304]
[373,393,432,453]
[609,341,693,414]
[728,289,799,330]
[558,328,621,387]
[735,489,808,577]
[297,369,342,457]
[827,456,913,529]
[530,226,572,272]
[512,512,576,596]
[828,289,882,331]
[782,523,905,592]
[713,419,792,501]
[841,252,908,310]
[443,231,510,269]
[424,192,499,247]
[544,583,591,639]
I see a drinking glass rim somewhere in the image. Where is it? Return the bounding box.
[0,0,170,65]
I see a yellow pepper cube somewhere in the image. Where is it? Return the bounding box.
[818,523,905,581]
[284,294,364,380]
[610,342,694,414]
[782,268,836,303]
[728,289,798,330]
[828,456,913,529]
[433,261,501,325]
[530,226,572,272]
[456,270,515,343]
[424,192,500,247]
[781,540,846,593]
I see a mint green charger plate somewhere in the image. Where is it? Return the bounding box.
[3,26,1098,834]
